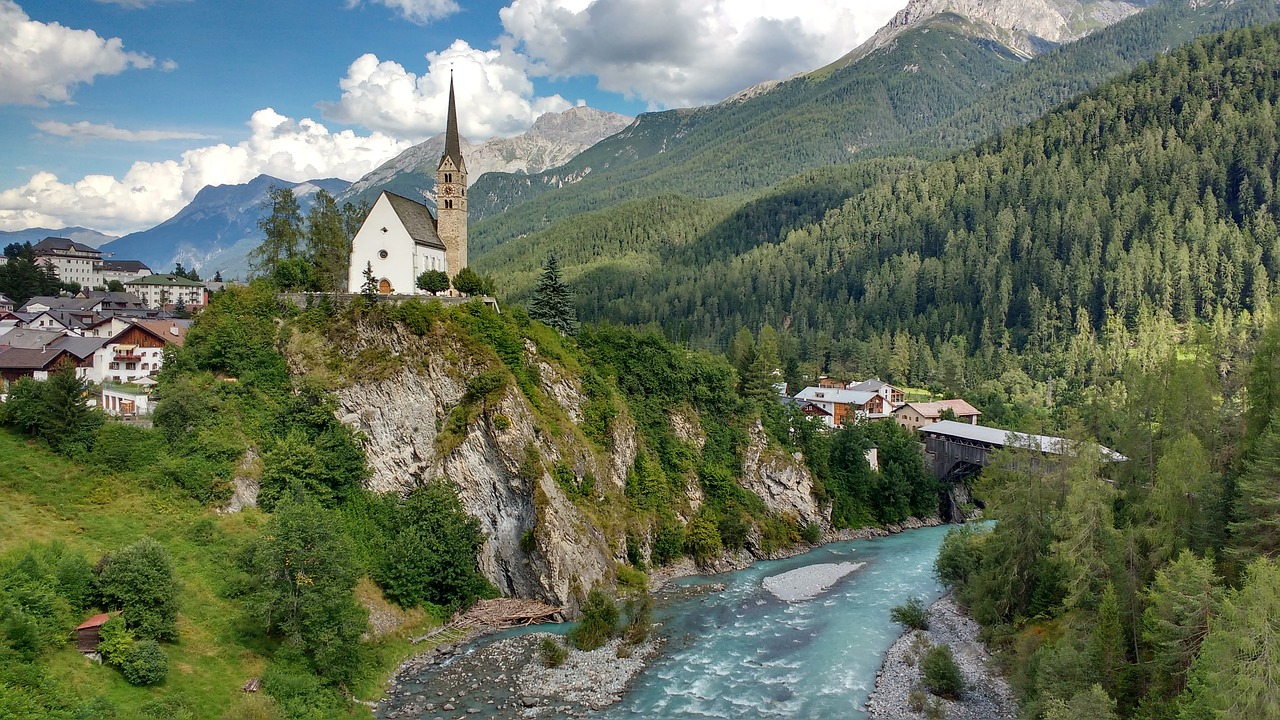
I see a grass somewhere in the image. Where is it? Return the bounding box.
[0,429,444,719]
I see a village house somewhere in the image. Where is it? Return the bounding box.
[0,347,76,387]
[31,237,152,290]
[848,378,906,407]
[793,386,890,428]
[894,399,983,431]
[89,320,187,385]
[125,274,207,311]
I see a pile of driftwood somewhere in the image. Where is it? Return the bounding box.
[412,598,563,644]
[460,597,564,628]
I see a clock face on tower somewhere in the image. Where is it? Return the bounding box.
[442,185,453,196]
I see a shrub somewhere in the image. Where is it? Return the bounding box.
[684,509,723,561]
[568,588,619,651]
[539,636,568,667]
[615,564,647,591]
[651,516,685,566]
[96,616,133,664]
[119,639,168,686]
[908,688,927,712]
[891,597,931,631]
[800,522,822,545]
[935,524,988,590]
[922,644,964,699]
[623,595,653,644]
[96,537,179,642]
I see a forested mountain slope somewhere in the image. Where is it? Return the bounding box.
[469,0,1274,253]
[468,14,1025,248]
[485,23,1280,390]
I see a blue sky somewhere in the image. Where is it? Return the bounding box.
[0,0,906,235]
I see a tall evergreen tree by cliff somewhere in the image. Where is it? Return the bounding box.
[529,254,578,335]
[249,186,304,278]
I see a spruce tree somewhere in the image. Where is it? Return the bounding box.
[529,255,578,335]
[360,261,379,302]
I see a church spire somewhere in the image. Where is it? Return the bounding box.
[440,72,465,172]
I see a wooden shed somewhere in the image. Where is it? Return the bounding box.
[75,612,114,653]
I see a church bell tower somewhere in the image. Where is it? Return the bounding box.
[437,74,467,279]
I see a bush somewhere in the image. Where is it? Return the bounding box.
[623,595,653,644]
[684,509,723,561]
[96,616,133,664]
[891,597,931,631]
[922,644,964,699]
[651,516,685,566]
[935,524,988,590]
[800,522,822,545]
[96,537,179,642]
[119,639,168,686]
[568,588,619,651]
[539,635,568,667]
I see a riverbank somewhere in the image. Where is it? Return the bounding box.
[865,594,1016,720]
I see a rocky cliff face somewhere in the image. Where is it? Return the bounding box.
[310,319,822,611]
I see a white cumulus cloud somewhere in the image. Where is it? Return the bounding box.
[35,120,214,142]
[0,109,411,235]
[323,39,572,140]
[499,0,908,108]
[345,0,460,24]
[0,0,157,106]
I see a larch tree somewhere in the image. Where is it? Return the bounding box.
[528,255,578,335]
[1229,414,1280,561]
[250,186,304,278]
[1142,550,1224,700]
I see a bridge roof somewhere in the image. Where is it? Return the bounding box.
[921,420,1127,462]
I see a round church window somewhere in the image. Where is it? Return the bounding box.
[378,250,388,259]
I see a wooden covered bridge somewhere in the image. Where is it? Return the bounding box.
[920,420,1127,483]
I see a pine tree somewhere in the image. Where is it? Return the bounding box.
[1229,415,1280,560]
[529,255,578,335]
[360,261,379,302]
[1142,550,1223,699]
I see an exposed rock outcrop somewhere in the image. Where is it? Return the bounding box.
[740,421,824,527]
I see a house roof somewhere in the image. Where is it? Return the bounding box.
[99,260,151,273]
[133,320,188,347]
[794,386,879,406]
[125,274,204,287]
[51,335,108,359]
[0,347,71,370]
[0,328,64,349]
[76,612,114,630]
[901,399,982,419]
[32,236,100,255]
[84,291,145,305]
[849,378,896,393]
[920,420,1127,462]
[382,192,447,250]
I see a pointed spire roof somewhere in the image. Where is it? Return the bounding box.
[439,73,465,172]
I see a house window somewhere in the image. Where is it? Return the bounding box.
[125,363,136,370]
[445,173,452,183]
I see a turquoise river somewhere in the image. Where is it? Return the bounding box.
[385,524,952,718]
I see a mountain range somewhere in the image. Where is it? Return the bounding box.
[0,226,117,249]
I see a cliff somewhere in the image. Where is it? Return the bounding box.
[285,311,822,612]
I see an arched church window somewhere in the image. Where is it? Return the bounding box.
[445,173,452,183]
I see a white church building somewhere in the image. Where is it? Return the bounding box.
[348,76,469,295]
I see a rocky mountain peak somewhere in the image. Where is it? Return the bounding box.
[844,0,1161,61]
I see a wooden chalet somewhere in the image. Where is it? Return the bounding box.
[0,347,75,385]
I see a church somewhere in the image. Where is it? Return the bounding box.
[347,77,468,295]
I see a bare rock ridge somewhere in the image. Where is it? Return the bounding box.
[835,0,1160,63]
[339,106,633,203]
[317,321,818,612]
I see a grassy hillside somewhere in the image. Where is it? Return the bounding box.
[0,429,438,719]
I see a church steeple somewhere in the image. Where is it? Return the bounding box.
[436,71,467,282]
[439,73,465,173]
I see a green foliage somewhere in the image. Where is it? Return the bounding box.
[921,644,964,699]
[374,482,494,610]
[934,524,988,592]
[568,588,619,651]
[1142,551,1224,702]
[242,494,368,684]
[417,269,450,295]
[651,514,685,566]
[96,536,179,642]
[1043,685,1119,720]
[0,369,102,457]
[452,266,495,296]
[119,638,169,686]
[683,508,723,562]
[891,597,930,631]
[1177,557,1280,719]
[96,616,133,665]
[623,594,653,644]
[539,635,568,667]
[0,242,62,307]
[528,254,578,335]
[1229,413,1280,561]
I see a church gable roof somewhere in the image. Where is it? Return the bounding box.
[382,192,446,250]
